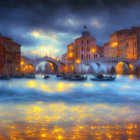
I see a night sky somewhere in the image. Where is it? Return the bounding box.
[1,0,140,58]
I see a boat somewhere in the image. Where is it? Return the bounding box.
[62,76,70,80]
[56,74,65,77]
[24,74,35,78]
[14,74,24,78]
[44,75,50,79]
[90,74,115,81]
[0,74,9,80]
[69,75,87,81]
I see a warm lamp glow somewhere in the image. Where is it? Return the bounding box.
[20,61,24,65]
[68,53,73,57]
[91,48,96,53]
[111,42,118,47]
[76,59,80,64]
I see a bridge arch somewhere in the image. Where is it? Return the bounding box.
[79,62,107,74]
[115,61,135,74]
[24,56,66,74]
[35,61,59,74]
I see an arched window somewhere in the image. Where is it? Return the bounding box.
[89,55,90,59]
[81,54,84,59]
[86,54,88,59]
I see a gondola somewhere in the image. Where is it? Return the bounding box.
[62,76,70,80]
[44,75,50,79]
[24,74,35,78]
[68,75,87,81]
[0,74,9,80]
[90,74,115,81]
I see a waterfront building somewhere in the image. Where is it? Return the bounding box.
[21,56,35,74]
[104,26,140,60]
[62,25,103,73]
[0,34,21,76]
[62,53,67,62]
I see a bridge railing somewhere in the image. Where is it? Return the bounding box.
[81,57,135,63]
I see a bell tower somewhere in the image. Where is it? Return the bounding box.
[82,24,90,36]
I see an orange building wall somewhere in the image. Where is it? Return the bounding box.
[104,26,140,60]
[0,34,21,76]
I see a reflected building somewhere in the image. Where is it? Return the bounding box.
[0,34,21,76]
[62,25,104,73]
[104,26,140,60]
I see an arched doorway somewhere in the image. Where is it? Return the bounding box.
[116,62,129,74]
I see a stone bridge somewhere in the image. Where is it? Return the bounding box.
[78,57,139,74]
[23,56,66,74]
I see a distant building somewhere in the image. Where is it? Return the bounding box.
[62,53,67,62]
[104,26,140,60]
[21,56,35,74]
[0,34,21,76]
[45,63,54,74]
[62,25,103,73]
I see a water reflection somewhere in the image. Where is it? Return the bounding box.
[0,103,140,140]
[0,75,140,139]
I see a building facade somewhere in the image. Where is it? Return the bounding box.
[62,25,104,73]
[62,53,68,62]
[21,56,35,74]
[0,34,21,76]
[104,26,140,60]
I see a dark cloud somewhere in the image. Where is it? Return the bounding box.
[0,0,140,56]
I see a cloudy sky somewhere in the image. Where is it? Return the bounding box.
[1,0,140,59]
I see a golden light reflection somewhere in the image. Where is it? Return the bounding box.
[83,83,94,87]
[27,80,37,88]
[26,81,75,93]
[100,83,108,87]
[0,102,140,140]
[129,74,134,80]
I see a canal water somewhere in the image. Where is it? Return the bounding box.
[0,75,140,140]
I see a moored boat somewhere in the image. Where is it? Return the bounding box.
[44,75,50,79]
[69,75,87,81]
[24,74,35,78]
[90,74,115,81]
[0,74,9,80]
